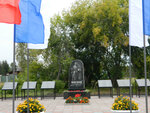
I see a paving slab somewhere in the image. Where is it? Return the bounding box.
[0,96,149,113]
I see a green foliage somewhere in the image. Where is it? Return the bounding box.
[0,82,4,89]
[14,0,147,88]
[62,0,129,86]
[16,0,130,86]
[15,71,27,94]
[0,60,10,75]
[16,43,27,72]
[16,43,43,73]
[55,80,65,93]
[43,15,74,81]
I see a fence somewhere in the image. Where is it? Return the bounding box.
[0,74,17,82]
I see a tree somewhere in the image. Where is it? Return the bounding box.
[16,43,27,72]
[62,0,129,86]
[43,15,74,81]
[131,46,150,79]
[10,62,17,72]
[16,43,43,72]
[0,61,10,75]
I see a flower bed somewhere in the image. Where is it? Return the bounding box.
[16,98,46,113]
[111,95,139,113]
[65,94,89,104]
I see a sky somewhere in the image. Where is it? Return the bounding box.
[0,0,77,64]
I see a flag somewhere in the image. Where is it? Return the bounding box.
[0,0,21,24]
[15,0,44,44]
[28,0,50,49]
[143,0,150,36]
[129,0,150,47]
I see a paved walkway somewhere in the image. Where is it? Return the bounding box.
[0,96,149,113]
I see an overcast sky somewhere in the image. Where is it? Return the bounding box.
[0,0,77,64]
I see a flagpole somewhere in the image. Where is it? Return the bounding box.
[12,0,18,111]
[129,1,132,112]
[27,48,29,113]
[142,0,148,112]
[143,35,148,113]
[129,45,132,113]
[12,24,16,113]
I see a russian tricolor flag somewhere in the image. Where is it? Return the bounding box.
[129,0,150,47]
[0,0,46,45]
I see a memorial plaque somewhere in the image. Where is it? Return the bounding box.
[136,79,150,87]
[98,80,112,88]
[68,60,85,90]
[2,82,18,90]
[41,81,55,89]
[117,79,132,87]
[21,81,37,90]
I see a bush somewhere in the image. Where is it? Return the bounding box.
[112,95,138,110]
[15,73,26,95]
[55,80,65,93]
[0,82,4,89]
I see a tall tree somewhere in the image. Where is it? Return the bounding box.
[0,61,10,75]
[62,0,129,86]
[16,43,43,72]
[16,43,27,72]
[43,15,74,81]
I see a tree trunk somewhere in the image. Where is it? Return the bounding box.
[57,57,61,80]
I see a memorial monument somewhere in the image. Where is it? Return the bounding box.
[68,60,85,90]
[64,59,90,99]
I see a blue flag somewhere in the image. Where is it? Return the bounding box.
[143,0,150,36]
[15,0,44,44]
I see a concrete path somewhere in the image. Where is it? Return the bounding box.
[0,96,149,113]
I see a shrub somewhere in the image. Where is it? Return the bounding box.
[0,82,4,89]
[55,80,65,93]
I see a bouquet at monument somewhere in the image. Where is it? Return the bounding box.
[16,98,46,112]
[65,94,89,103]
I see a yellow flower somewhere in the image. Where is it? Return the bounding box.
[16,98,46,112]
[112,96,138,110]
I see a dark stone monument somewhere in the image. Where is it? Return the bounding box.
[64,60,90,99]
[68,60,85,90]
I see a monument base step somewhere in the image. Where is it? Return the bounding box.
[63,91,90,99]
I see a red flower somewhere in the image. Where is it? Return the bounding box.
[75,94,81,97]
